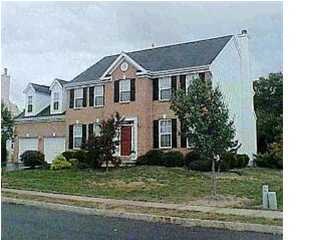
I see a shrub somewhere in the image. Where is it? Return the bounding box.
[20,150,45,169]
[162,151,184,167]
[136,150,163,166]
[62,150,90,169]
[255,139,282,169]
[184,151,201,168]
[237,154,250,168]
[69,158,79,169]
[188,158,212,172]
[1,139,7,163]
[50,155,72,170]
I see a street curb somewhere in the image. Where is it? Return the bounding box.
[2,197,282,235]
[1,188,283,219]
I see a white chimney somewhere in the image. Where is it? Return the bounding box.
[1,67,11,104]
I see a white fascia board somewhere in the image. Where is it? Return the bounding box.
[99,52,147,80]
[22,83,36,94]
[49,79,63,91]
[147,65,210,78]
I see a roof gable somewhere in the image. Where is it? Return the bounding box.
[70,35,233,83]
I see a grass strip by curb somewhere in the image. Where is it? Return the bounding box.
[2,192,282,227]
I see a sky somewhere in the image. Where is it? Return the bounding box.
[1,1,282,109]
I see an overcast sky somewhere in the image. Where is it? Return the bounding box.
[1,1,282,108]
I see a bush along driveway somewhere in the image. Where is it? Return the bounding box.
[1,166,282,210]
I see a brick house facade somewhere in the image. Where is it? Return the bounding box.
[13,31,257,165]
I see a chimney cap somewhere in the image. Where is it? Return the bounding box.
[151,43,155,47]
[241,29,248,35]
[4,68,8,75]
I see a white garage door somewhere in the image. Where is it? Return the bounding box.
[18,138,38,160]
[44,137,66,164]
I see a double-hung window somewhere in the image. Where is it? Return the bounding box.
[159,119,172,148]
[94,86,103,106]
[93,123,101,137]
[74,88,83,108]
[53,92,59,110]
[73,125,82,149]
[186,73,199,93]
[119,79,131,102]
[27,96,33,112]
[159,77,171,101]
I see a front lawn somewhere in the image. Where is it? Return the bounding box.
[1,166,282,209]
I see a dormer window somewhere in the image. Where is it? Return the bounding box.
[74,88,83,108]
[119,79,131,102]
[53,92,59,110]
[159,77,171,101]
[27,96,33,113]
[94,86,103,106]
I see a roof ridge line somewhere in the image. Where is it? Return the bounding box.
[127,34,234,54]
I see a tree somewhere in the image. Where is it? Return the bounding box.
[253,73,283,153]
[83,112,124,171]
[171,78,239,197]
[1,103,14,162]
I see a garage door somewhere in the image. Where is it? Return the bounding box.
[18,138,38,160]
[44,137,65,164]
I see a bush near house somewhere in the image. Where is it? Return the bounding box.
[20,150,46,169]
[185,151,250,172]
[62,150,91,169]
[51,155,72,170]
[137,150,184,167]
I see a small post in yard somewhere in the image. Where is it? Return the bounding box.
[267,192,278,210]
[262,185,269,209]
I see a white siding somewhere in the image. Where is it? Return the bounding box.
[50,82,65,114]
[210,35,257,161]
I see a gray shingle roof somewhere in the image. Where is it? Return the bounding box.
[31,83,50,94]
[55,78,69,86]
[71,35,233,83]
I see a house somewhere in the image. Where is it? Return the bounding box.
[13,30,257,165]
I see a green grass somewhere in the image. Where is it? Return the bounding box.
[1,166,282,209]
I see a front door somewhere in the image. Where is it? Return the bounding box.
[121,126,132,156]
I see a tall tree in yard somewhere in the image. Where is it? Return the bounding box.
[171,77,239,197]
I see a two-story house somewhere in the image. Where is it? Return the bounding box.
[13,30,257,165]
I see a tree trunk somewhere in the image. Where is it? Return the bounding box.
[211,158,217,198]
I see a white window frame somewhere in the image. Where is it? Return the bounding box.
[27,96,33,113]
[94,86,104,107]
[119,79,131,103]
[159,119,172,149]
[74,88,83,109]
[186,73,199,93]
[53,92,60,110]
[93,123,101,137]
[159,77,172,101]
[73,125,82,149]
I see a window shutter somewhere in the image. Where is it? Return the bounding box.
[89,87,94,107]
[199,72,205,81]
[180,75,186,91]
[68,125,73,149]
[172,119,177,148]
[114,80,119,103]
[103,85,105,105]
[88,123,94,138]
[83,88,87,107]
[171,76,177,97]
[81,124,87,148]
[153,78,159,101]
[130,78,135,101]
[180,120,187,148]
[69,89,74,109]
[153,120,159,148]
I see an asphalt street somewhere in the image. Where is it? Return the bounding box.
[1,202,282,240]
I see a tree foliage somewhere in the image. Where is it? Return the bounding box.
[1,103,14,162]
[83,112,124,171]
[253,73,283,153]
[170,77,239,196]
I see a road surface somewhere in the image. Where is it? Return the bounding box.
[1,202,282,240]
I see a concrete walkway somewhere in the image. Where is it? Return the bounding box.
[2,188,282,220]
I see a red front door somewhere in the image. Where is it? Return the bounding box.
[121,126,132,156]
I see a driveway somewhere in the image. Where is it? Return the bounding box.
[1,202,282,240]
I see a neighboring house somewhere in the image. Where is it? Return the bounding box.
[13,30,257,165]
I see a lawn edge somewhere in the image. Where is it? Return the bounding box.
[2,197,282,235]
